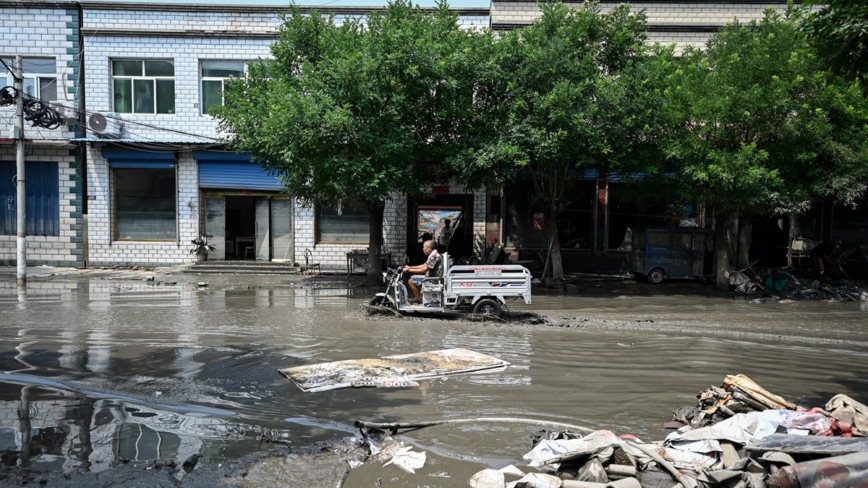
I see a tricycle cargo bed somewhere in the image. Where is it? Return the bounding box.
[444,264,532,306]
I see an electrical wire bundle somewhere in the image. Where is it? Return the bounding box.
[24,98,63,129]
[0,85,65,129]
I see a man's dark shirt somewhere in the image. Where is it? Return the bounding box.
[810,241,836,258]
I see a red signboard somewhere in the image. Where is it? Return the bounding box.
[532,212,546,230]
[432,186,450,194]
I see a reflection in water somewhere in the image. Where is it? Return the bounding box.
[0,383,288,478]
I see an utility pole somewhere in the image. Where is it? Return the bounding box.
[15,55,26,286]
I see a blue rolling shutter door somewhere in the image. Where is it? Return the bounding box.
[0,162,12,234]
[0,161,59,236]
[194,152,283,191]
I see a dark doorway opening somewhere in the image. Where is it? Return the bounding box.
[225,196,256,260]
[407,194,474,265]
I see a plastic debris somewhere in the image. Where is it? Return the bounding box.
[383,445,426,473]
[470,469,505,488]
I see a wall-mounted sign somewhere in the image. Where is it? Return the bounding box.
[418,206,463,243]
[532,212,546,230]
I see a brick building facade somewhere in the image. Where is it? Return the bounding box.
[0,2,83,267]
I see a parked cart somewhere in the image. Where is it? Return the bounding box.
[631,227,714,283]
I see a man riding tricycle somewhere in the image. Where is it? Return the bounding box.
[369,240,532,318]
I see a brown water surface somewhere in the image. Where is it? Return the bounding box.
[0,281,865,485]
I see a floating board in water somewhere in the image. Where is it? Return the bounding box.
[279,348,510,392]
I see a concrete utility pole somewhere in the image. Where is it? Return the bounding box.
[15,55,26,286]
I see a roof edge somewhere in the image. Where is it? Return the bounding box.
[79,2,489,15]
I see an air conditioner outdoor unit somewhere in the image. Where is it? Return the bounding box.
[88,112,123,138]
[52,100,77,122]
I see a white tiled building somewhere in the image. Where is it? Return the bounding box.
[0,2,83,267]
[490,0,798,54]
[79,3,493,269]
[0,0,795,270]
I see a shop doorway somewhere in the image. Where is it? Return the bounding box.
[225,196,256,259]
[203,194,292,261]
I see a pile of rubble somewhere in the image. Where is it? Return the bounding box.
[730,266,868,302]
[354,374,868,488]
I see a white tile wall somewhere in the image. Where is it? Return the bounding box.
[295,193,409,271]
[86,144,200,266]
[83,36,273,142]
[0,7,78,143]
[81,6,498,267]
[490,1,799,54]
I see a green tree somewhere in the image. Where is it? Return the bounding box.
[214,1,487,285]
[663,8,868,290]
[802,0,868,94]
[467,2,667,281]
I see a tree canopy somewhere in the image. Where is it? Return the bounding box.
[214,1,488,284]
[663,7,868,288]
[802,0,868,94]
[467,2,669,280]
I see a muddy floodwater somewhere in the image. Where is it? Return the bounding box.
[0,277,866,486]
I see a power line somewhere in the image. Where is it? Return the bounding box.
[11,92,222,143]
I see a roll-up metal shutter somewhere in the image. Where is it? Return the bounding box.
[0,161,59,236]
[193,152,282,191]
[101,148,176,168]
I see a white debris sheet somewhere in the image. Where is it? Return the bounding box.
[383,445,427,473]
[279,348,510,392]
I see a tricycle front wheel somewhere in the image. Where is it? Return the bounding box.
[369,296,392,308]
[473,298,502,318]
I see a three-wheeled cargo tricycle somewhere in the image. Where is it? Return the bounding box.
[369,253,532,317]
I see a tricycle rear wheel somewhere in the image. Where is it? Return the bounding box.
[473,298,502,318]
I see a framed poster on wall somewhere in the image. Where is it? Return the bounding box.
[417,206,463,243]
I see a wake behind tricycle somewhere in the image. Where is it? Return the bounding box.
[369,253,532,318]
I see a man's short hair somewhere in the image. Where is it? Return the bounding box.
[423,240,435,250]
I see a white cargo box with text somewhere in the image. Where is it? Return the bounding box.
[444,263,532,307]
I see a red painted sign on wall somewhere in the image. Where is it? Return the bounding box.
[532,212,546,230]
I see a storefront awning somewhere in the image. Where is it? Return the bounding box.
[101,148,176,169]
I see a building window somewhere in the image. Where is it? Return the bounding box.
[2,58,57,102]
[0,161,59,236]
[317,203,369,243]
[113,168,176,240]
[201,61,247,115]
[112,60,175,114]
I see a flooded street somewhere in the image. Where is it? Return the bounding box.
[0,276,866,486]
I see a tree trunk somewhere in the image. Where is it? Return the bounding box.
[367,201,386,287]
[547,206,564,281]
[713,210,733,291]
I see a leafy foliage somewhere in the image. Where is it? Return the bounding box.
[663,7,868,287]
[802,0,868,95]
[215,1,486,209]
[665,7,868,215]
[467,2,669,279]
[213,1,487,283]
[189,236,217,255]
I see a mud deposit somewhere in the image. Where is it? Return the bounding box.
[0,279,865,486]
